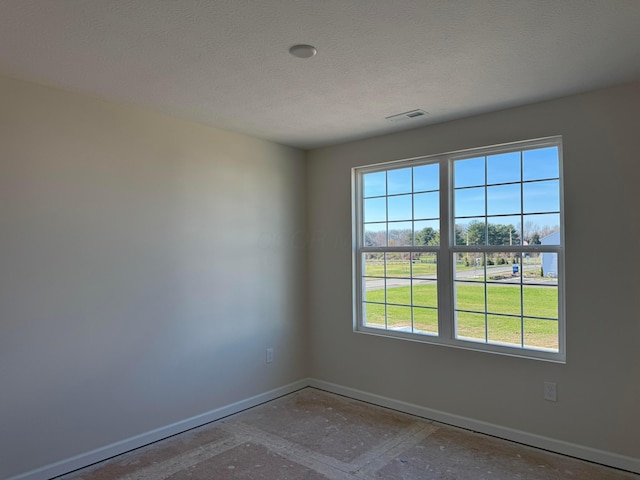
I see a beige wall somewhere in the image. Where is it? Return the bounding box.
[307,82,640,460]
[0,77,308,479]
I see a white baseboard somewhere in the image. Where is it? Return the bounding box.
[10,377,639,479]
[307,378,640,475]
[8,379,309,480]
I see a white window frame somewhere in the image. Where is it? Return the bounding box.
[352,136,565,362]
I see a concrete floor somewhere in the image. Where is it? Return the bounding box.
[59,388,638,479]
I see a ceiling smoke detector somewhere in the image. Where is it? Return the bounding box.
[385,109,429,122]
[289,44,317,59]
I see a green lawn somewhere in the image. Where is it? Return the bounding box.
[364,283,558,350]
[363,302,439,335]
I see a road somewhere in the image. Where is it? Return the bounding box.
[365,264,557,291]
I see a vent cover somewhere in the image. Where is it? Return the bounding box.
[385,109,429,122]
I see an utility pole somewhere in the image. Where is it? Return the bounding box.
[466,230,469,266]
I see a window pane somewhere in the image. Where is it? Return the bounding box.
[363,171,386,197]
[491,252,521,275]
[387,305,412,330]
[388,168,412,195]
[455,252,485,281]
[487,284,521,315]
[413,280,437,308]
[540,251,559,279]
[487,151,521,185]
[364,282,385,304]
[523,180,560,213]
[414,220,439,246]
[364,223,387,247]
[455,187,485,217]
[363,253,385,303]
[523,147,559,181]
[487,315,521,347]
[455,281,485,312]
[456,311,486,342]
[521,253,543,283]
[388,194,412,221]
[413,307,438,335]
[387,279,411,305]
[523,214,560,244]
[388,222,412,246]
[364,197,386,222]
[524,318,559,351]
[523,285,558,319]
[485,252,513,279]
[457,219,486,246]
[363,302,385,328]
[413,164,439,192]
[414,192,439,220]
[363,277,384,302]
[487,184,520,216]
[385,252,411,278]
[453,222,466,246]
[363,253,385,277]
[412,252,437,279]
[487,217,521,246]
[454,157,485,188]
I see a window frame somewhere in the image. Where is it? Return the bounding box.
[352,136,565,362]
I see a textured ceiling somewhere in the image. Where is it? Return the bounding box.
[1,1,639,149]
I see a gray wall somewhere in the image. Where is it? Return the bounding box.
[0,77,308,478]
[307,82,640,459]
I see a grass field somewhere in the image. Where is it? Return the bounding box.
[363,283,558,350]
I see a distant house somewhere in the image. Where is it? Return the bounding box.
[540,231,560,277]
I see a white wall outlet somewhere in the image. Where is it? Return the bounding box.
[544,381,557,402]
[266,347,274,364]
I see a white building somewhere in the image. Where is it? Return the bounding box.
[540,231,560,277]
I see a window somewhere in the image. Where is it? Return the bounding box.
[353,137,564,362]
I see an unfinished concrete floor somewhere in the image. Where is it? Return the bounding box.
[59,388,638,480]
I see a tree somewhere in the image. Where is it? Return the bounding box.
[523,220,558,244]
[364,230,386,247]
[529,232,541,245]
[415,227,438,246]
[388,228,412,246]
[461,221,520,246]
[454,224,466,245]
[538,225,559,240]
[465,221,485,245]
[489,223,520,246]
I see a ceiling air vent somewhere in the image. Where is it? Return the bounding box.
[385,109,429,122]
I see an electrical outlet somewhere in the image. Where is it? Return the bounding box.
[266,347,274,364]
[543,381,557,402]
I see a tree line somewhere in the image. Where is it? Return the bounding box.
[365,220,558,247]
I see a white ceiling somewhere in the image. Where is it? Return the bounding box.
[1,1,639,150]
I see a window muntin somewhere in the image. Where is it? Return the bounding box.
[354,137,564,362]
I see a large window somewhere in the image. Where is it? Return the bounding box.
[353,137,564,361]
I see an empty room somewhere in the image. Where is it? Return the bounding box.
[1,1,639,479]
